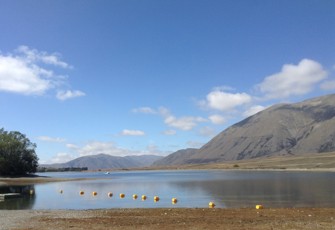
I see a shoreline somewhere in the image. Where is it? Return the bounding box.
[1,167,335,186]
[1,207,335,229]
[0,176,101,186]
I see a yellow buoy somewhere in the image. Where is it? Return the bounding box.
[79,191,84,195]
[172,198,178,204]
[208,202,215,208]
[92,191,98,196]
[154,196,160,202]
[141,195,147,200]
[108,192,113,197]
[29,189,35,195]
[133,194,138,199]
[256,204,264,209]
[120,193,125,198]
[59,190,63,194]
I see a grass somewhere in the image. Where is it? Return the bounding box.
[140,151,335,171]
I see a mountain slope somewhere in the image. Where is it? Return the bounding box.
[152,148,198,166]
[43,154,163,170]
[158,94,335,165]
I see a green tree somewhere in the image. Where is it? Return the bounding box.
[0,128,39,176]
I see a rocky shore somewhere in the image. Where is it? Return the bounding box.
[0,208,335,230]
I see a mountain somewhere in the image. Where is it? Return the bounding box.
[43,154,163,170]
[152,148,198,166]
[155,94,335,166]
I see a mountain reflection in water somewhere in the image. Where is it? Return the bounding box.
[0,170,334,209]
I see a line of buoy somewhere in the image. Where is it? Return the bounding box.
[57,190,264,209]
[208,202,215,208]
[57,190,225,208]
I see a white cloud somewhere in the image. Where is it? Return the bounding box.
[56,90,85,100]
[74,141,133,157]
[162,129,177,135]
[257,59,327,99]
[320,80,335,91]
[165,115,207,131]
[0,46,84,100]
[49,152,75,164]
[16,45,72,69]
[65,141,167,157]
[243,105,267,117]
[37,136,66,143]
[133,106,208,131]
[186,141,204,148]
[198,126,217,137]
[208,114,226,125]
[66,143,79,149]
[158,107,207,131]
[0,56,51,95]
[201,90,251,111]
[132,107,157,114]
[121,129,145,136]
[145,144,161,154]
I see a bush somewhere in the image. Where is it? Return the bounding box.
[0,128,39,176]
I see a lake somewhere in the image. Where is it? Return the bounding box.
[1,170,335,210]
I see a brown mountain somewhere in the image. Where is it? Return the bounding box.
[152,148,198,166]
[154,94,335,166]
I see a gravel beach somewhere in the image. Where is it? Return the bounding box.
[1,208,335,230]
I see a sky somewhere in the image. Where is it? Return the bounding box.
[0,0,334,164]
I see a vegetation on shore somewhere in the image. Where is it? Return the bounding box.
[0,128,38,176]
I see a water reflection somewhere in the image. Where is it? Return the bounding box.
[1,171,335,210]
[0,185,36,210]
[171,173,335,208]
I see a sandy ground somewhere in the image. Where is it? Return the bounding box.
[0,208,334,230]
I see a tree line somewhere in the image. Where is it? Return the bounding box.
[37,167,88,172]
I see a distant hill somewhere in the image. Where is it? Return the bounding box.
[152,148,198,166]
[155,94,335,166]
[42,154,163,170]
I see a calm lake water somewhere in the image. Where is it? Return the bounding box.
[1,170,335,210]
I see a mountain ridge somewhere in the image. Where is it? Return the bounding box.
[154,94,335,166]
[42,154,163,170]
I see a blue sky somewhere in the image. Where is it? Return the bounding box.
[0,0,334,164]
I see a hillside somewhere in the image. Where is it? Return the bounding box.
[43,154,163,170]
[152,148,198,166]
[155,94,335,166]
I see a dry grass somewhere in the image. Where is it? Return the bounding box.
[137,152,335,171]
